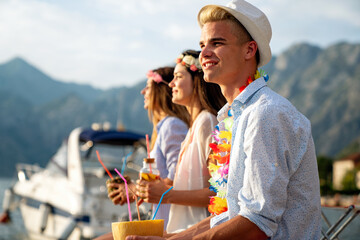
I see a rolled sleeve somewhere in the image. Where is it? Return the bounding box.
[224,80,321,239]
[238,104,298,237]
[210,211,230,228]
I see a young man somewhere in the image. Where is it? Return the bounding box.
[126,1,321,239]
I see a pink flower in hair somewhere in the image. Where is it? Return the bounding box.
[190,64,197,72]
[147,70,166,84]
[153,73,163,83]
[146,70,154,79]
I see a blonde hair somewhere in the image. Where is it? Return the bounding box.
[198,6,259,63]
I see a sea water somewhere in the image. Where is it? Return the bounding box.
[1,177,359,239]
[0,178,29,240]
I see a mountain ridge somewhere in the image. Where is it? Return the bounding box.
[0,41,359,177]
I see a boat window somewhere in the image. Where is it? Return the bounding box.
[80,142,147,178]
[45,140,68,176]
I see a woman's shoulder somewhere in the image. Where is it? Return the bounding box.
[195,110,217,125]
[192,111,218,133]
[164,116,187,127]
[159,116,188,132]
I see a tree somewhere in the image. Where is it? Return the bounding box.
[317,155,334,195]
[341,167,359,193]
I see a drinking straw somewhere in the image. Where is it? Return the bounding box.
[127,187,141,221]
[96,150,113,179]
[114,168,132,222]
[152,186,173,220]
[145,134,152,173]
[121,151,132,176]
[145,134,150,158]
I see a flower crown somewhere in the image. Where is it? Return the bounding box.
[176,54,202,72]
[146,70,168,85]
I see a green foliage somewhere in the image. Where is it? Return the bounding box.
[317,155,334,195]
[341,166,360,192]
[265,42,360,157]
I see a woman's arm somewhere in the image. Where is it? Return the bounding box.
[136,179,215,207]
[166,187,215,207]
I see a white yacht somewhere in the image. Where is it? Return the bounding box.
[1,127,151,239]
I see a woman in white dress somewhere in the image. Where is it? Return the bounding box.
[136,50,226,234]
[108,67,190,227]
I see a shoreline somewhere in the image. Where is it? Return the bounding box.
[321,194,360,207]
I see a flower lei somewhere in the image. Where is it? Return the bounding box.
[208,110,233,215]
[146,70,168,85]
[207,70,269,216]
[239,69,269,92]
[176,54,202,72]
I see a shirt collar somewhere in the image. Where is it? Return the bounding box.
[234,76,267,105]
[217,77,267,121]
[217,103,231,122]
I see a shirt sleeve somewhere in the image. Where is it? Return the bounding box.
[159,118,188,180]
[238,104,310,237]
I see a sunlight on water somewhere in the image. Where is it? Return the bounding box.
[0,178,29,240]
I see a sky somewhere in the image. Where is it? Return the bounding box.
[0,0,359,89]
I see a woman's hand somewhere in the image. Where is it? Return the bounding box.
[135,178,170,204]
[107,182,136,205]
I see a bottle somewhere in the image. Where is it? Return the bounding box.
[139,158,160,181]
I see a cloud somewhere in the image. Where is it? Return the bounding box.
[0,0,359,89]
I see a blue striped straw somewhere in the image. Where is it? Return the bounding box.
[152,186,173,220]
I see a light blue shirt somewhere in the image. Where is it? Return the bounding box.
[151,116,188,180]
[211,77,321,239]
[150,116,188,229]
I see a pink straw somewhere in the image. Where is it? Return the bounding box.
[96,150,113,179]
[114,168,132,221]
[127,187,141,221]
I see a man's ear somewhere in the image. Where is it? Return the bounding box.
[244,41,258,60]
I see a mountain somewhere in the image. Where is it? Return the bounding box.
[0,60,151,177]
[0,41,360,177]
[263,42,360,156]
[0,57,102,105]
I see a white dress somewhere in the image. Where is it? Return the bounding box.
[166,110,218,233]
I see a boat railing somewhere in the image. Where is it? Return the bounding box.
[16,163,44,181]
[321,205,360,240]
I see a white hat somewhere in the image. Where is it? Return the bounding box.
[198,0,272,67]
